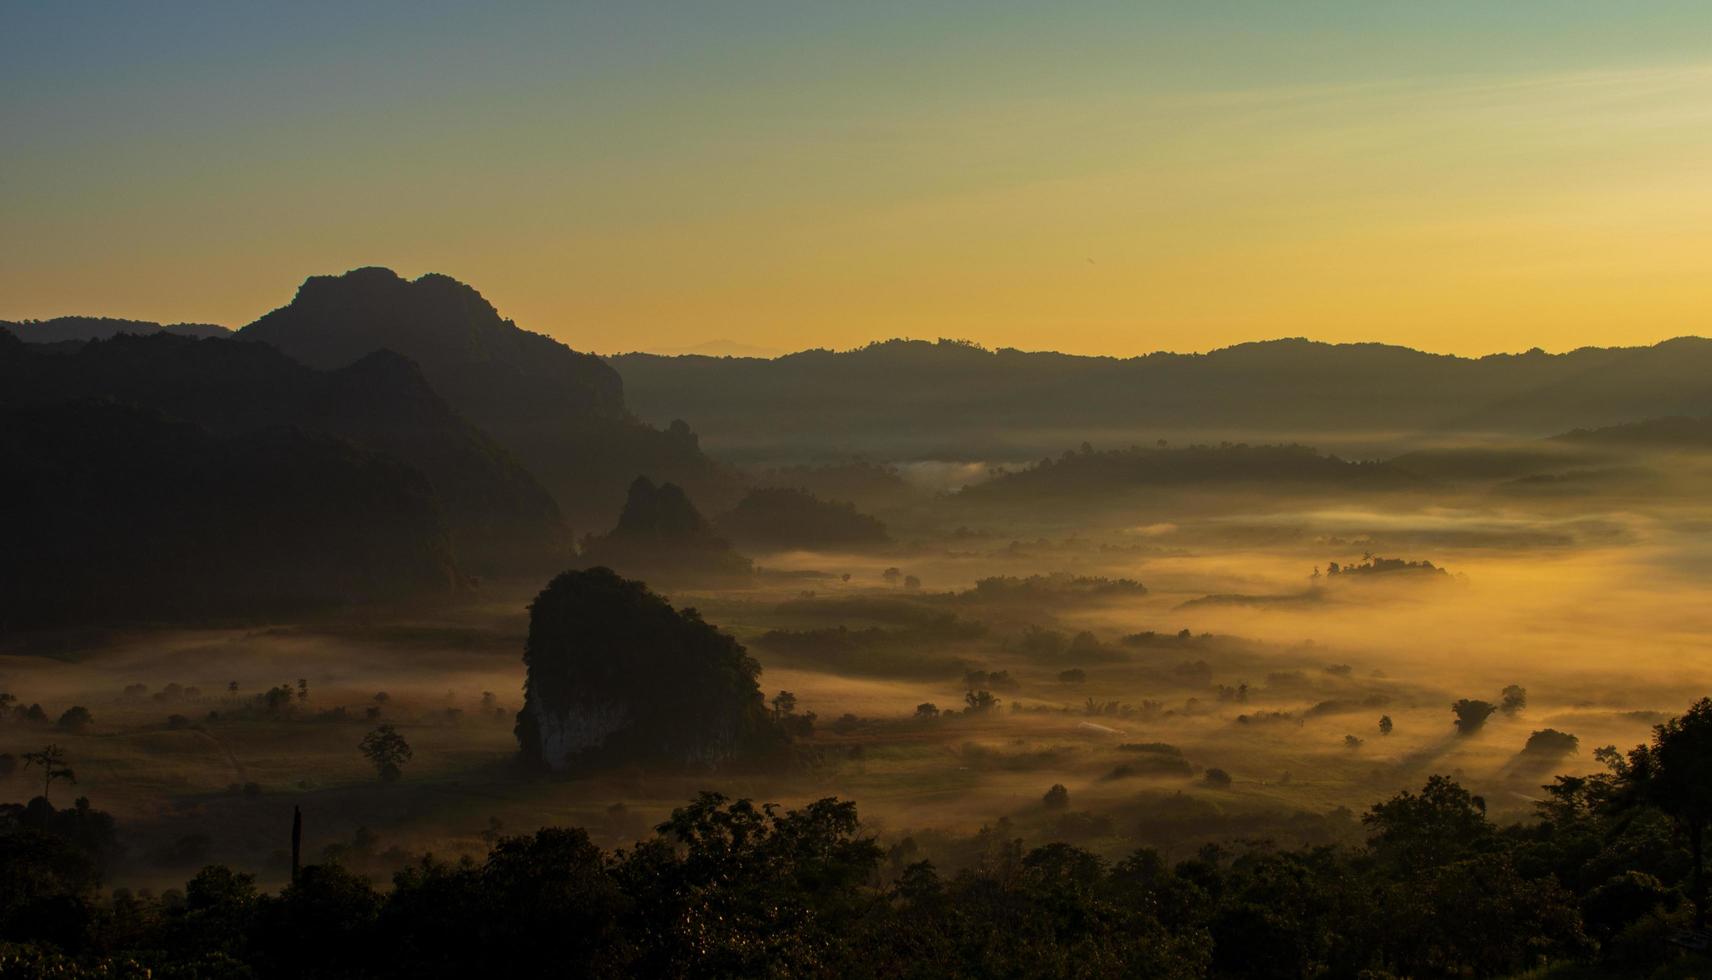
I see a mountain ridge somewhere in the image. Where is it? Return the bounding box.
[237,267,736,526]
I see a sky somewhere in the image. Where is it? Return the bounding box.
[4,1,1712,357]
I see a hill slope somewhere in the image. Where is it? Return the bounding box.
[0,399,458,628]
[0,330,569,572]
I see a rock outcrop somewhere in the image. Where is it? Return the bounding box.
[578,477,753,586]
[516,567,781,771]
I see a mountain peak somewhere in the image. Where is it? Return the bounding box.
[242,267,625,414]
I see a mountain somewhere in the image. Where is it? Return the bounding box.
[2,316,231,343]
[239,268,736,526]
[637,339,786,358]
[578,477,752,586]
[717,487,889,550]
[956,442,1423,510]
[1555,414,1712,450]
[610,337,1712,461]
[0,330,569,572]
[0,399,458,628]
[516,567,784,771]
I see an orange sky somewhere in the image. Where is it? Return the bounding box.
[4,5,1711,357]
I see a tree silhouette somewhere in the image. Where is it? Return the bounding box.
[1619,698,1712,927]
[1364,774,1489,872]
[1378,714,1394,736]
[359,725,413,782]
[22,744,75,802]
[1451,699,1497,736]
[1500,684,1527,717]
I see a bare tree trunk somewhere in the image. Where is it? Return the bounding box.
[291,805,303,886]
[1692,821,1706,930]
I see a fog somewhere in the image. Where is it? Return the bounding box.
[7,435,1708,890]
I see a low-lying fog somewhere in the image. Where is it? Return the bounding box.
[4,449,1709,892]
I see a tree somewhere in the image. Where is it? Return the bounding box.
[359,724,413,782]
[1364,774,1489,872]
[1451,699,1497,735]
[1620,698,1712,927]
[1203,768,1232,788]
[22,744,75,802]
[914,703,940,720]
[1521,729,1580,760]
[770,691,797,720]
[261,685,294,714]
[881,567,901,585]
[1378,714,1393,736]
[964,690,999,714]
[1500,684,1527,717]
[55,706,93,733]
[1344,735,1364,750]
[1043,784,1069,809]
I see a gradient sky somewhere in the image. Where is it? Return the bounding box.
[5,2,1712,356]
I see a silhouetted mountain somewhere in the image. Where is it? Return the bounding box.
[578,477,752,586]
[611,337,1712,459]
[516,567,785,771]
[0,331,568,572]
[747,460,919,513]
[0,399,458,628]
[718,487,888,550]
[239,268,735,526]
[959,443,1420,507]
[2,316,231,343]
[1556,414,1712,449]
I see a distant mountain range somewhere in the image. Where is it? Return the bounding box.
[11,270,1712,624]
[612,337,1712,460]
[1,316,231,343]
